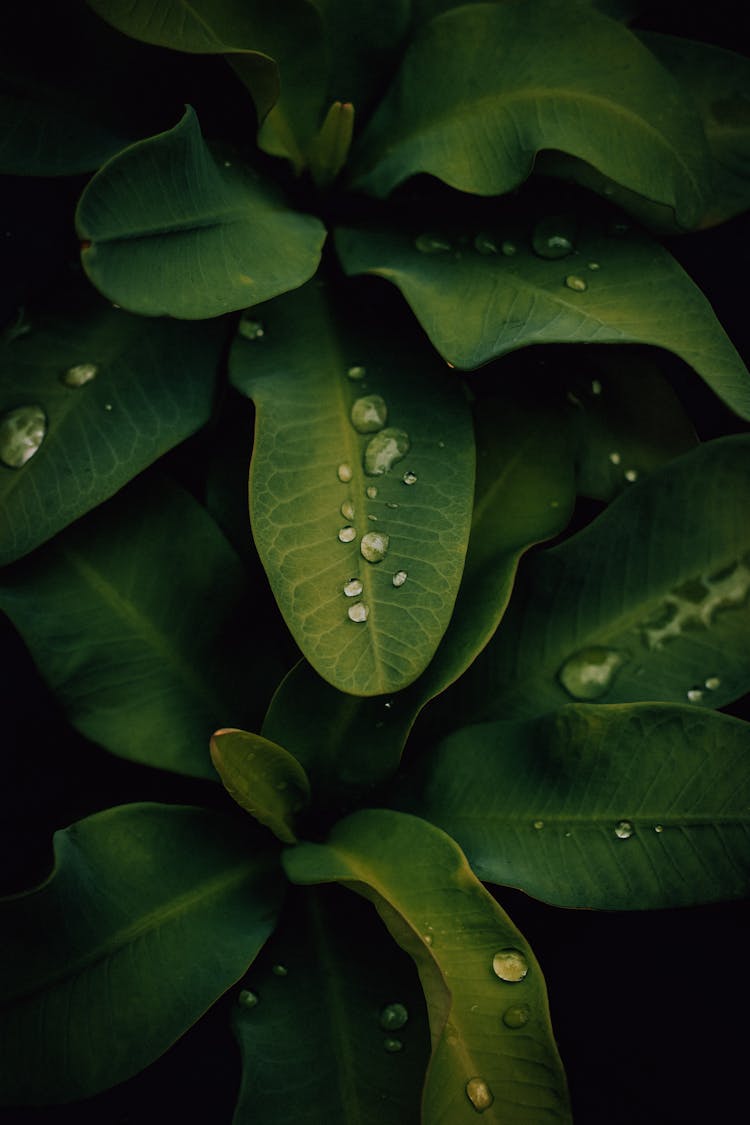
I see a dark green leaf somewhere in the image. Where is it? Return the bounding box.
[399,703,750,909]
[230,280,475,697]
[232,885,429,1124]
[0,476,281,779]
[0,280,225,565]
[0,803,282,1105]
[351,0,711,227]
[210,728,311,843]
[336,213,750,419]
[76,107,326,318]
[285,810,571,1124]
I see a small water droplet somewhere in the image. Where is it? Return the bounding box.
[384,699,393,710]
[367,513,378,521]
[383,1037,403,1052]
[423,933,433,946]
[533,819,544,830]
[474,232,498,255]
[380,1003,408,1031]
[558,646,626,700]
[392,570,408,588]
[338,463,353,482]
[402,470,418,485]
[591,379,602,395]
[238,314,265,341]
[63,362,98,388]
[492,948,529,982]
[0,405,47,468]
[465,1077,494,1112]
[415,232,452,254]
[588,261,601,270]
[272,964,288,977]
[624,468,638,482]
[385,501,399,509]
[338,526,357,543]
[363,428,410,476]
[348,603,369,622]
[501,240,517,256]
[532,217,575,259]
[614,820,633,839]
[341,500,355,520]
[366,485,378,499]
[347,364,366,380]
[360,531,389,563]
[565,274,588,292]
[344,578,363,597]
[609,451,622,465]
[654,824,664,833]
[687,687,704,703]
[104,403,113,412]
[705,676,721,690]
[351,394,388,434]
[502,1005,531,1029]
[238,989,258,1008]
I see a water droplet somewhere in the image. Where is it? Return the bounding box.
[532,217,575,259]
[415,232,452,254]
[367,513,378,521]
[366,485,378,499]
[384,700,393,710]
[238,314,265,341]
[588,261,601,270]
[363,428,410,476]
[386,501,399,509]
[654,824,664,833]
[565,275,588,292]
[474,232,498,255]
[492,948,529,982]
[0,405,47,468]
[465,1077,494,1112]
[624,468,638,483]
[348,603,369,622]
[502,1005,530,1029]
[558,646,626,700]
[272,964,288,977]
[614,820,633,840]
[344,578,363,597]
[338,463,353,482]
[533,819,544,830]
[608,451,621,465]
[687,687,704,703]
[238,989,258,1008]
[423,933,433,945]
[705,676,721,690]
[392,570,408,588]
[347,364,366,380]
[501,240,517,256]
[63,362,98,388]
[351,394,388,434]
[591,378,602,395]
[360,531,390,563]
[380,1003,408,1031]
[402,470,418,485]
[341,499,355,520]
[338,526,356,543]
[383,1037,403,1052]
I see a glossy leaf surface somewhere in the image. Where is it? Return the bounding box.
[76,107,326,318]
[0,281,224,565]
[0,803,282,1105]
[285,809,571,1124]
[232,884,429,1124]
[210,728,311,843]
[0,477,279,779]
[230,280,475,697]
[336,214,750,419]
[352,0,711,227]
[399,703,750,909]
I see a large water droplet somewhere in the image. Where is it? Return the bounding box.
[614,820,633,839]
[344,578,363,597]
[565,275,588,292]
[364,428,410,476]
[558,646,626,700]
[502,1005,530,1029]
[0,405,47,468]
[63,362,98,388]
[474,232,499,255]
[415,232,452,254]
[341,500,355,520]
[348,603,369,622]
[392,570,408,588]
[347,364,366,380]
[402,470,418,485]
[238,314,265,341]
[238,989,259,1008]
[532,216,575,259]
[383,1037,403,1053]
[380,1003,408,1031]
[360,531,389,563]
[338,526,356,543]
[366,485,378,499]
[465,1078,494,1112]
[338,463,353,483]
[492,948,529,982]
[351,394,388,434]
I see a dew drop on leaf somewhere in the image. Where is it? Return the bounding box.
[346,364,366,380]
[474,232,499,255]
[624,468,639,482]
[414,232,452,254]
[614,820,633,839]
[344,578,363,597]
[402,470,418,485]
[588,261,601,270]
[465,1077,494,1112]
[351,394,388,433]
[564,274,588,292]
[532,217,575,259]
[238,989,259,1008]
[340,499,355,520]
[687,687,704,703]
[502,1004,531,1029]
[492,948,529,982]
[558,646,626,700]
[379,1002,408,1031]
[337,463,353,482]
[383,1037,403,1052]
[501,240,517,256]
[338,526,356,543]
[366,485,378,499]
[238,314,265,340]
[62,362,98,387]
[0,404,47,468]
[347,602,369,622]
[360,531,389,563]
[705,676,721,690]
[591,378,602,395]
[363,428,410,475]
[392,570,408,587]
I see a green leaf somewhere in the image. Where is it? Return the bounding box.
[398,703,750,909]
[0,476,281,779]
[232,884,429,1124]
[351,0,711,227]
[0,280,225,566]
[210,728,311,843]
[76,107,326,319]
[285,809,572,1124]
[335,209,750,420]
[0,802,282,1105]
[308,100,355,187]
[230,280,475,697]
[439,435,750,725]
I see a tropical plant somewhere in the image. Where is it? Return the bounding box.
[1,1,748,1122]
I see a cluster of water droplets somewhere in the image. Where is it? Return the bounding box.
[639,558,750,652]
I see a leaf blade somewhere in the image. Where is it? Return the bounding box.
[210,728,311,843]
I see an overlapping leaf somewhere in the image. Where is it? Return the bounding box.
[0,803,282,1105]
[336,210,750,419]
[0,280,225,565]
[285,810,571,1124]
[230,280,475,697]
[398,703,750,909]
[76,107,326,318]
[351,0,712,227]
[210,729,311,843]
